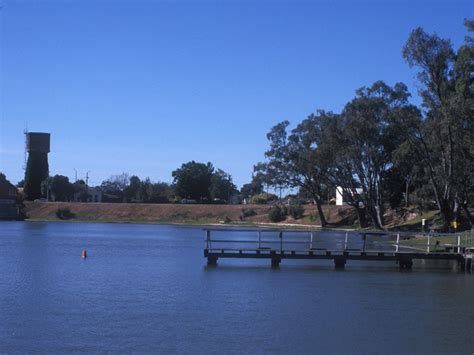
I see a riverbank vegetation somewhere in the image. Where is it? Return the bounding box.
[255,21,473,231]
[23,201,448,231]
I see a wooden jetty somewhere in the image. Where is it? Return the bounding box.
[203,228,474,271]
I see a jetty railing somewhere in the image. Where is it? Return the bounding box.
[203,228,474,271]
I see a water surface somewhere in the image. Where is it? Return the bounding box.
[1,222,473,353]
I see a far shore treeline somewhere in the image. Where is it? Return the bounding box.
[2,21,473,232]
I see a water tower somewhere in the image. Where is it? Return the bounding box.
[24,132,51,200]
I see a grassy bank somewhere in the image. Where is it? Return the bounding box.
[22,201,451,232]
[24,201,360,228]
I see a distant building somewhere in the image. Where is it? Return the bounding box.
[87,187,102,203]
[335,186,364,206]
[73,186,103,203]
[0,176,20,219]
[229,194,241,205]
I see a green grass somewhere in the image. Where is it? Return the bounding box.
[393,210,439,230]
[393,232,474,251]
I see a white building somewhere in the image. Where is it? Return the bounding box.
[336,186,363,206]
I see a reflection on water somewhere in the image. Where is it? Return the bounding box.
[0,222,472,353]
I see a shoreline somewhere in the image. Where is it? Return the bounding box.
[19,201,452,233]
[19,217,407,234]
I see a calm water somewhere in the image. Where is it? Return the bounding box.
[1,222,473,353]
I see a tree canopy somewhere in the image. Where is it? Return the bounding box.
[172,161,214,201]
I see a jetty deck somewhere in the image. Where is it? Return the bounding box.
[203,228,474,271]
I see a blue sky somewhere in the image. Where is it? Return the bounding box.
[0,0,471,188]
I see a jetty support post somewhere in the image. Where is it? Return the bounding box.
[399,256,413,270]
[457,235,461,254]
[344,232,348,251]
[334,257,346,269]
[271,251,281,268]
[427,234,431,253]
[458,255,472,272]
[258,231,261,249]
[310,232,314,249]
[396,233,400,252]
[207,256,218,266]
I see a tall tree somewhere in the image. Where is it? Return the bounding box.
[47,175,74,201]
[100,174,130,202]
[240,173,265,198]
[210,169,237,202]
[124,175,141,202]
[261,117,330,226]
[402,23,473,229]
[339,81,419,229]
[315,113,369,228]
[172,161,214,201]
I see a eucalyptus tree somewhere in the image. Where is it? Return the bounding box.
[402,21,473,228]
[240,173,265,198]
[315,110,370,228]
[338,81,418,229]
[260,116,330,226]
[210,169,238,202]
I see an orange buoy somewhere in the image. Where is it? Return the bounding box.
[81,249,87,259]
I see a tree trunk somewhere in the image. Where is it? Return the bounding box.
[315,198,327,227]
[439,200,454,232]
[405,181,410,207]
[461,204,474,228]
[367,205,384,230]
[354,206,368,228]
[374,204,385,230]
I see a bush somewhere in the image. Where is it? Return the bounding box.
[268,206,285,222]
[56,208,76,220]
[241,208,257,218]
[250,193,278,204]
[288,204,305,219]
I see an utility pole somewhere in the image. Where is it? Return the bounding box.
[85,171,91,203]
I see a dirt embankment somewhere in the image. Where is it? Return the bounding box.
[24,201,358,227]
[24,201,437,229]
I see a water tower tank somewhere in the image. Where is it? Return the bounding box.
[26,132,50,153]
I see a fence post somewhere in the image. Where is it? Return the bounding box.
[310,232,314,249]
[427,234,431,253]
[457,235,461,254]
[344,232,348,251]
[396,233,400,253]
[258,231,261,249]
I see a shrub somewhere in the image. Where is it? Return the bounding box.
[56,208,76,220]
[268,206,285,222]
[250,193,278,204]
[288,204,305,219]
[241,208,257,218]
